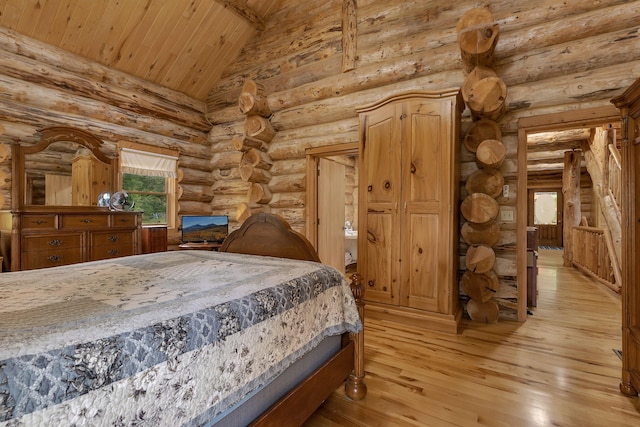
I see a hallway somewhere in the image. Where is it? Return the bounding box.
[305,249,640,426]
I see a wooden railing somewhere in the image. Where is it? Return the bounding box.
[605,143,622,217]
[572,226,621,293]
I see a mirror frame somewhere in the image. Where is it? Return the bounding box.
[12,126,117,210]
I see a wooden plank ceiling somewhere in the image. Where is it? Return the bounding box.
[0,0,285,100]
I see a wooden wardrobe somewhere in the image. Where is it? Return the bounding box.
[357,89,463,334]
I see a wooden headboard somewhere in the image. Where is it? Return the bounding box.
[219,213,321,262]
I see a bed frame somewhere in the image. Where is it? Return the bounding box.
[219,213,366,426]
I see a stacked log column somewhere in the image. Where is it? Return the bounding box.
[0,127,8,208]
[232,79,276,222]
[457,8,507,323]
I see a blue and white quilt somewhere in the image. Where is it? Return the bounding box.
[0,250,362,426]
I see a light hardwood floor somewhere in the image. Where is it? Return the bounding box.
[305,250,640,426]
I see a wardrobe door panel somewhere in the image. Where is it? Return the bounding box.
[363,106,400,205]
[403,213,441,310]
[363,211,397,304]
[405,102,443,203]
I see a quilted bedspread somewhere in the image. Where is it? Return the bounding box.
[0,250,362,426]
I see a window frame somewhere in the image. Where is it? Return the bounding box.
[117,141,178,229]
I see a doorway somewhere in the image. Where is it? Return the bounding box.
[517,105,621,321]
[306,143,359,274]
[528,188,563,248]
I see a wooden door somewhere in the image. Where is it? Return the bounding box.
[317,157,345,273]
[528,189,563,247]
[400,97,455,313]
[612,79,640,397]
[358,102,401,305]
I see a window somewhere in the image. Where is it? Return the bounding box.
[118,142,178,227]
[533,191,558,225]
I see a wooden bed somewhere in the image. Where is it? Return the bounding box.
[0,212,365,427]
[220,212,367,426]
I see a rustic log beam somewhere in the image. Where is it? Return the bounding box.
[461,220,501,247]
[464,118,501,153]
[212,180,252,196]
[208,122,244,143]
[177,167,216,187]
[231,134,269,152]
[269,159,307,176]
[476,139,506,169]
[178,200,213,215]
[563,150,582,267]
[240,148,273,171]
[342,0,358,72]
[211,151,243,170]
[208,1,640,118]
[268,130,358,160]
[269,191,306,209]
[177,155,214,173]
[0,74,209,145]
[239,79,272,117]
[462,66,497,104]
[0,27,209,132]
[582,147,622,263]
[461,193,500,224]
[467,76,507,121]
[527,139,587,154]
[236,202,271,223]
[456,8,499,73]
[465,244,496,273]
[462,270,499,302]
[239,164,272,183]
[0,99,207,158]
[268,174,306,193]
[214,0,265,31]
[465,168,504,199]
[467,298,500,323]
[178,184,214,203]
[244,115,276,142]
[247,182,273,204]
[239,93,272,117]
[211,194,249,209]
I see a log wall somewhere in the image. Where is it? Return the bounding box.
[207,0,640,320]
[0,28,212,247]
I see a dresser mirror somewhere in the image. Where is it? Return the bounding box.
[13,127,117,210]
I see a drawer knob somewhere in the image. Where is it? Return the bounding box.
[108,235,119,242]
[47,255,62,262]
[82,219,93,223]
[31,220,46,225]
[108,249,119,255]
[48,239,62,247]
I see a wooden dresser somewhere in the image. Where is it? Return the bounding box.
[0,208,142,271]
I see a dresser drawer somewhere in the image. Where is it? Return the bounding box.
[60,214,109,229]
[21,248,83,270]
[90,244,134,261]
[22,234,83,252]
[110,213,139,228]
[22,215,57,230]
[90,230,135,261]
[90,231,133,246]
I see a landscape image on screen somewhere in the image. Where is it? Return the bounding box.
[181,216,228,243]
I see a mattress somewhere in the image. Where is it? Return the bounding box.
[0,250,362,426]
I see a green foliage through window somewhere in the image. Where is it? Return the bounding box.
[122,173,168,224]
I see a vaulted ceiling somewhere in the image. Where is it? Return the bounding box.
[0,0,286,101]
